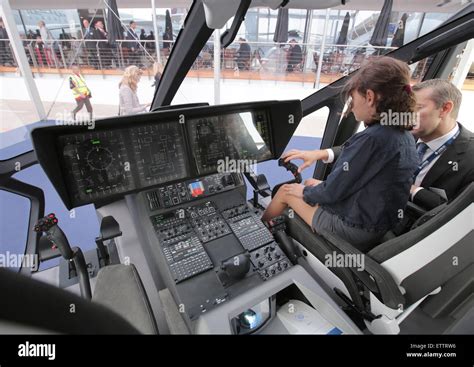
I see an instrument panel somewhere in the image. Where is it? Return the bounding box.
[55,110,271,207]
[32,100,302,209]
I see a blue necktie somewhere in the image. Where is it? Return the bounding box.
[416,142,429,163]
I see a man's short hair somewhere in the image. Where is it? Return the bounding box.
[130,21,136,26]
[412,79,462,119]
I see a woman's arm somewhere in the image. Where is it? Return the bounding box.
[303,132,395,206]
[119,88,147,115]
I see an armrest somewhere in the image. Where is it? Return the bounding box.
[318,229,406,310]
[405,201,427,218]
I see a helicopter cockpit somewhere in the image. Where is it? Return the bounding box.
[0,0,473,337]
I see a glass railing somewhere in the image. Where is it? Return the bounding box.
[0,38,398,84]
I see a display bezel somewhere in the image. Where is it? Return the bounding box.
[31,100,302,209]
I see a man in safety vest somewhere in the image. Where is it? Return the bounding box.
[70,65,93,121]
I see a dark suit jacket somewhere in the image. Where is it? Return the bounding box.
[126,29,140,49]
[332,123,474,210]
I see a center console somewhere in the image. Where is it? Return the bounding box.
[140,172,293,322]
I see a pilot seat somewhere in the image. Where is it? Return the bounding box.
[280,182,474,334]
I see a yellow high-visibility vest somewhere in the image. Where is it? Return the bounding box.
[70,74,90,99]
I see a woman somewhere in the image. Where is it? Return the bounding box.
[262,57,419,252]
[119,65,150,116]
[38,20,57,67]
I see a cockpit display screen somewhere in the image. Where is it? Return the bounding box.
[42,101,301,208]
[187,110,272,175]
[131,122,188,187]
[58,130,135,205]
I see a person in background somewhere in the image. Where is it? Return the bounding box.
[82,18,90,33]
[82,18,96,68]
[34,35,46,67]
[286,39,303,73]
[152,62,163,91]
[139,29,147,49]
[146,31,156,54]
[93,20,112,68]
[38,20,58,67]
[235,37,251,71]
[69,65,93,121]
[59,28,73,64]
[119,65,150,116]
[125,21,140,66]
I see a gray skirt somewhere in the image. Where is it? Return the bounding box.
[312,208,386,252]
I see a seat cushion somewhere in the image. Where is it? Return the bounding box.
[284,210,366,311]
[93,264,158,334]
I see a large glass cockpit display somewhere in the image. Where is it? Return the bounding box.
[53,107,277,207]
[130,122,188,187]
[187,111,272,175]
[58,121,189,205]
[58,130,136,204]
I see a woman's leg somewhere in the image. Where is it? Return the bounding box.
[262,185,318,228]
[84,97,93,120]
[72,99,85,120]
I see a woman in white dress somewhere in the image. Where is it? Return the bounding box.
[119,65,150,116]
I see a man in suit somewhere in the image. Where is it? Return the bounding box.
[82,18,97,68]
[235,37,251,71]
[409,79,474,210]
[93,20,112,68]
[286,39,303,73]
[125,20,140,66]
[286,79,473,212]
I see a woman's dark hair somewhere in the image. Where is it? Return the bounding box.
[342,56,416,130]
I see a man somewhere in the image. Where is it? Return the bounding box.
[69,65,93,121]
[82,18,91,35]
[125,20,140,66]
[146,31,156,53]
[82,18,97,68]
[409,79,474,209]
[286,39,303,73]
[235,37,251,71]
[93,20,112,68]
[297,79,473,212]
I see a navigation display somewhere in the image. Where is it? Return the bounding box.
[187,111,272,175]
[45,102,299,208]
[58,130,135,204]
[131,122,188,187]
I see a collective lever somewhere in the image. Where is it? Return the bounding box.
[34,213,92,299]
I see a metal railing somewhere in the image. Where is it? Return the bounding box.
[0,37,411,83]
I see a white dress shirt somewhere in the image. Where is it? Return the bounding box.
[322,123,460,200]
[411,123,459,199]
